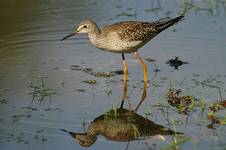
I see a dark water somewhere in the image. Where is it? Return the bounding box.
[0,0,226,149]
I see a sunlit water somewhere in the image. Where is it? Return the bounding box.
[0,0,226,149]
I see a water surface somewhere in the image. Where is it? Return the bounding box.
[0,0,226,149]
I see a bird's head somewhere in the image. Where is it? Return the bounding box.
[61,20,99,41]
[74,133,97,147]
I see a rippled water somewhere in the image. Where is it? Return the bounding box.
[0,0,226,149]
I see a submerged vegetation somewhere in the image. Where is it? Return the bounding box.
[178,0,226,16]
[165,81,226,129]
[109,0,226,21]
[207,100,226,128]
[28,77,59,104]
[166,88,196,115]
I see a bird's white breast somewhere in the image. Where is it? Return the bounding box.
[89,32,142,53]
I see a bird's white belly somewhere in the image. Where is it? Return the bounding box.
[89,32,143,53]
[106,39,143,53]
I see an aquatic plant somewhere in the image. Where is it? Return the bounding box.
[166,87,196,115]
[144,0,226,16]
[82,80,97,85]
[29,77,59,104]
[207,100,226,128]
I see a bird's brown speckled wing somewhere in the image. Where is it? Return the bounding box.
[118,22,159,41]
[102,16,184,42]
[102,21,158,41]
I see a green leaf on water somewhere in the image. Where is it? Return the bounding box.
[82,80,97,85]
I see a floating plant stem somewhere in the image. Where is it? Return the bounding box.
[29,77,59,104]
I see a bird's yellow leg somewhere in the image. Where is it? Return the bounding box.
[135,83,147,111]
[123,60,128,99]
[133,52,148,111]
[122,53,128,101]
[133,52,148,84]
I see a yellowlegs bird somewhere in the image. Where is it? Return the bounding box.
[61,16,184,107]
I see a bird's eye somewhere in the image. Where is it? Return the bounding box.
[83,25,87,28]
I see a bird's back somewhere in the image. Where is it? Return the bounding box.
[94,16,184,53]
[102,21,157,42]
[101,15,184,42]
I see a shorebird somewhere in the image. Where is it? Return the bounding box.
[61,108,182,147]
[61,16,184,105]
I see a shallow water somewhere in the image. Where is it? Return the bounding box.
[0,0,226,149]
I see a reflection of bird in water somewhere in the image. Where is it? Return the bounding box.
[166,56,188,70]
[61,108,182,147]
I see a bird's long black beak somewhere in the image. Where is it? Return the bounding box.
[60,129,77,138]
[61,32,77,41]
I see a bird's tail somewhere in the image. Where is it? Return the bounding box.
[156,15,184,33]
